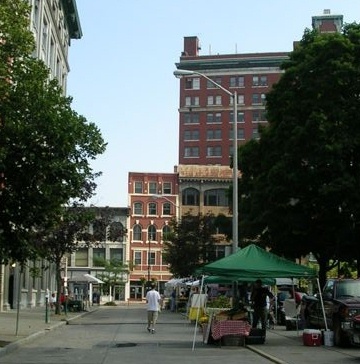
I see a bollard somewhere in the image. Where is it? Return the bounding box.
[45,296,49,323]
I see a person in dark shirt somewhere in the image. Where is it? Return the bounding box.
[251,279,274,330]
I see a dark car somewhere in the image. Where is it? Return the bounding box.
[302,279,360,346]
[350,314,360,346]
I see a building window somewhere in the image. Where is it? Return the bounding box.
[230,128,245,140]
[184,113,199,124]
[260,75,268,86]
[134,181,143,193]
[253,75,268,86]
[252,128,260,139]
[163,202,171,215]
[206,112,222,124]
[133,202,143,215]
[163,182,172,194]
[110,248,123,262]
[207,77,222,88]
[207,146,222,157]
[148,251,155,265]
[93,248,105,266]
[75,248,88,267]
[162,225,171,241]
[109,221,125,242]
[185,96,199,106]
[207,129,222,140]
[204,189,229,206]
[148,225,156,241]
[230,111,245,123]
[252,110,267,122]
[134,251,141,265]
[230,76,245,88]
[184,130,199,141]
[207,95,222,106]
[182,187,200,206]
[149,182,157,194]
[148,202,157,215]
[252,93,266,105]
[230,94,244,105]
[184,147,199,158]
[185,77,200,90]
[133,224,142,241]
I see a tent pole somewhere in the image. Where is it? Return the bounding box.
[316,278,328,331]
[192,275,204,351]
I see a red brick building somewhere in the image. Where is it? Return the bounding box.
[127,172,178,298]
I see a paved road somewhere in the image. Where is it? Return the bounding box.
[1,305,360,364]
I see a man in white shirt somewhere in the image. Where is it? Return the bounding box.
[146,283,161,334]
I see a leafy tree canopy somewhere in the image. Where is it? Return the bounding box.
[0,0,107,264]
[237,23,360,285]
[163,212,219,277]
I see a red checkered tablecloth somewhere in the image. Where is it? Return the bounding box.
[211,320,251,341]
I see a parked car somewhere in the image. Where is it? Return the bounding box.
[301,279,360,346]
[350,314,360,347]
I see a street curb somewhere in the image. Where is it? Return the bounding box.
[0,309,97,359]
[246,344,288,364]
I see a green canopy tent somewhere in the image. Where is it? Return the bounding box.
[200,244,317,279]
[203,275,276,286]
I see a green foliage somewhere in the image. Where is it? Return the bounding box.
[0,0,106,264]
[95,258,129,295]
[103,301,117,306]
[237,23,360,286]
[163,212,218,277]
[207,295,231,308]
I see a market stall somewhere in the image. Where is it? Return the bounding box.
[192,245,318,349]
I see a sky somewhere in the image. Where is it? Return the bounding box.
[66,1,360,208]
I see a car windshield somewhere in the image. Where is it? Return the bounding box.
[335,281,360,298]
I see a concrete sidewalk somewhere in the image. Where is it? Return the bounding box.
[0,304,97,357]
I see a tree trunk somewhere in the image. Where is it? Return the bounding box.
[317,256,329,290]
[55,258,62,315]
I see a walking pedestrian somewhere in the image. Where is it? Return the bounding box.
[146,283,161,334]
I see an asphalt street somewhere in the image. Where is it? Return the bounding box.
[1,304,360,364]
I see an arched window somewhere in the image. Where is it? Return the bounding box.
[133,202,143,215]
[163,202,171,215]
[109,221,125,242]
[182,187,200,206]
[162,225,171,241]
[133,224,142,241]
[204,189,229,206]
[148,202,157,215]
[148,225,156,241]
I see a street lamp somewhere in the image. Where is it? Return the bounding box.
[173,69,239,254]
[147,225,156,284]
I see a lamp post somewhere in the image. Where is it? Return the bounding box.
[173,69,238,254]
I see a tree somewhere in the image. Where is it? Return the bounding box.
[37,206,127,313]
[35,204,96,314]
[95,257,129,301]
[163,212,218,277]
[0,0,107,264]
[237,24,360,287]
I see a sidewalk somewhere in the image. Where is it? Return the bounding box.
[0,305,96,357]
